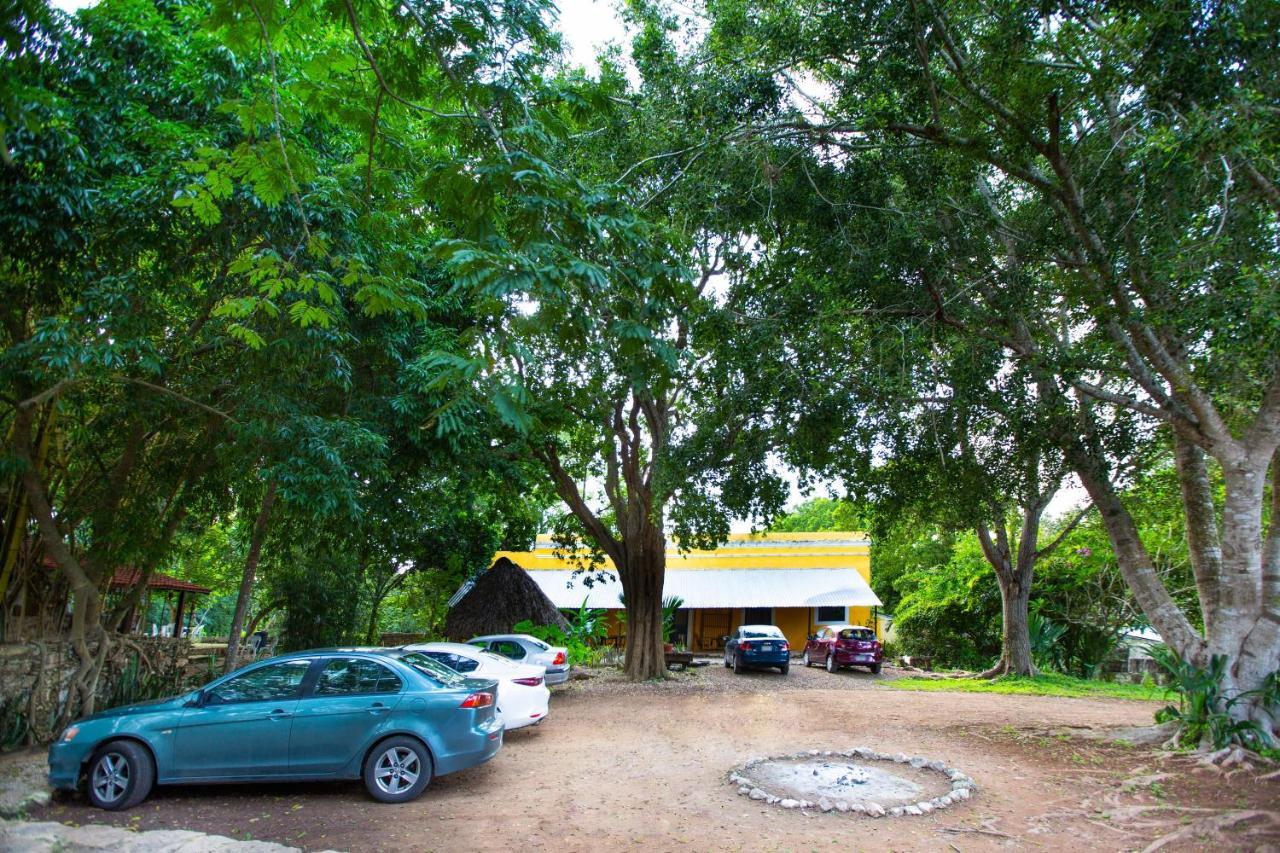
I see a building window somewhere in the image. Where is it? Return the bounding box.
[743,607,772,625]
[815,606,846,623]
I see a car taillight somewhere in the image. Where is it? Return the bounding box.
[780,642,789,651]
[740,641,752,651]
[459,691,493,708]
[552,651,566,666]
[512,677,543,687]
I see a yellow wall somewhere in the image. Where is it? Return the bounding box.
[773,607,811,649]
[495,531,871,583]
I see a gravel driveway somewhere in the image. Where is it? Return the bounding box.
[27,663,1265,851]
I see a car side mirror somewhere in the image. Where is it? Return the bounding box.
[807,634,816,641]
[184,691,204,708]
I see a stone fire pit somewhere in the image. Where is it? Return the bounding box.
[727,748,976,817]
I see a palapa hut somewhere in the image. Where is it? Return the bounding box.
[444,557,570,641]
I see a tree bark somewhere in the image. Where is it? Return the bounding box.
[617,524,666,680]
[982,566,1037,677]
[225,480,277,673]
[975,518,1038,678]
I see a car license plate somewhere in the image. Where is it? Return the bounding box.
[762,643,773,651]
[856,654,872,661]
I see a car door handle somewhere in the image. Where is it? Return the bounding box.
[268,709,291,719]
[368,702,388,714]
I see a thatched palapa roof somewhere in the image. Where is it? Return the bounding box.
[445,557,570,641]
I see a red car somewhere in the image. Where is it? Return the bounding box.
[802,624,883,674]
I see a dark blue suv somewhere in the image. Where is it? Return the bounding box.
[724,625,791,675]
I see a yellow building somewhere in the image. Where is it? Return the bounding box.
[494,532,879,652]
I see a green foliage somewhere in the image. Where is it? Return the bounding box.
[1150,649,1278,751]
[564,598,608,645]
[886,673,1172,703]
[511,619,606,667]
[661,595,685,643]
[105,651,214,711]
[769,498,863,533]
[1028,613,1067,673]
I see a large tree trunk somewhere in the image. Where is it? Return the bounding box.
[225,480,276,673]
[618,527,666,681]
[975,514,1040,679]
[982,567,1037,677]
[1071,437,1278,743]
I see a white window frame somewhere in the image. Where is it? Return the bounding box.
[813,606,848,625]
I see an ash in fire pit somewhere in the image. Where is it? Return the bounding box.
[727,748,976,817]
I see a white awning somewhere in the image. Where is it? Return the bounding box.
[523,568,881,610]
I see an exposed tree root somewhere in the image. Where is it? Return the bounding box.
[976,655,1038,680]
[1190,745,1277,777]
[1138,809,1280,853]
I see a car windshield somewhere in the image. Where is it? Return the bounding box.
[396,652,466,686]
[839,628,875,640]
[742,629,783,639]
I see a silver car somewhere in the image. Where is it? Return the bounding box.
[468,634,571,685]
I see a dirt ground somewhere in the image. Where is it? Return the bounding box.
[27,663,1280,852]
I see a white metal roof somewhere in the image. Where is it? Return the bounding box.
[522,568,881,609]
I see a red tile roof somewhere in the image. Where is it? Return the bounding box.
[109,569,210,595]
[37,550,210,594]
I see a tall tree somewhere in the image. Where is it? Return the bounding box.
[683,0,1280,741]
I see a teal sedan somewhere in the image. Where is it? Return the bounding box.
[48,649,504,810]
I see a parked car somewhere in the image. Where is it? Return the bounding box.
[723,624,790,675]
[401,642,550,731]
[803,624,883,674]
[48,649,503,811]
[468,633,571,685]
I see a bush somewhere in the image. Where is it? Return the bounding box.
[512,619,607,667]
[1151,648,1278,751]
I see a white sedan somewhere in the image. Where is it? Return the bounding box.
[404,642,550,731]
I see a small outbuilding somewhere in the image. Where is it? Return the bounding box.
[445,557,570,641]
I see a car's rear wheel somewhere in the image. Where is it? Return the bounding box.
[870,663,882,675]
[364,736,432,803]
[733,654,744,674]
[826,652,838,673]
[86,740,153,811]
[802,650,811,667]
[780,663,789,676]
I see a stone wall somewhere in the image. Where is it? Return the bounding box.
[0,636,205,745]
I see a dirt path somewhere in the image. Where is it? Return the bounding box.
[27,667,1280,851]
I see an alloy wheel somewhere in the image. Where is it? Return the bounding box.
[91,752,129,805]
[373,746,421,795]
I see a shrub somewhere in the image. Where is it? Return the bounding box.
[1151,647,1278,751]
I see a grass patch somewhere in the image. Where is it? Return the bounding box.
[884,672,1172,701]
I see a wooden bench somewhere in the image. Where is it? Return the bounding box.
[665,651,694,671]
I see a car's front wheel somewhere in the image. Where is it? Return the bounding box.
[802,650,811,667]
[364,736,432,803]
[86,740,154,811]
[826,652,838,673]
